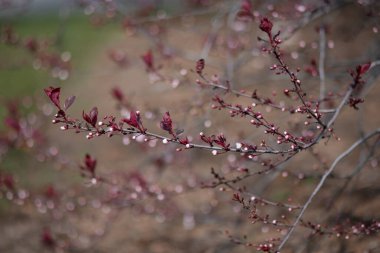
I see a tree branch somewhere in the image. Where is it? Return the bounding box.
[277,128,380,251]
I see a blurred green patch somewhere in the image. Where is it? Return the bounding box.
[0,14,119,119]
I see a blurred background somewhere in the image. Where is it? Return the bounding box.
[1,1,380,252]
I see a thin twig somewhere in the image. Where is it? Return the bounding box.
[62,121,293,155]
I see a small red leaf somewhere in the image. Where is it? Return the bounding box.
[259,17,273,35]
[122,111,140,128]
[82,111,91,125]
[237,0,253,19]
[64,96,76,111]
[358,62,371,75]
[2,174,15,190]
[196,59,205,75]
[44,86,61,109]
[179,137,189,145]
[84,154,97,175]
[160,111,173,135]
[4,117,20,132]
[25,37,39,53]
[89,107,98,126]
[41,228,55,248]
[80,154,97,178]
[111,87,124,102]
[82,107,98,127]
[44,185,58,199]
[141,49,154,70]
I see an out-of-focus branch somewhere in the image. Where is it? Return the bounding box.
[200,10,225,59]
[277,128,380,251]
[318,25,327,103]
